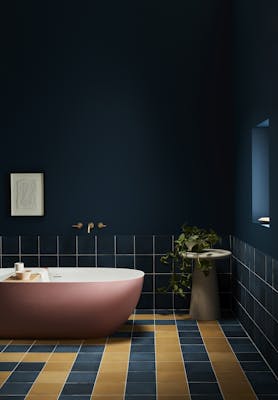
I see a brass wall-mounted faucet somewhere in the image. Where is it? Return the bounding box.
[72,222,83,229]
[97,222,107,229]
[87,222,94,233]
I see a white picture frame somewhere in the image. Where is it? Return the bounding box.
[10,173,44,216]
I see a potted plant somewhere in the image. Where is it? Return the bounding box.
[158,224,220,297]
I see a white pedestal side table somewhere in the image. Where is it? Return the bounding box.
[184,249,231,320]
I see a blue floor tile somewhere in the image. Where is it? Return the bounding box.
[245,371,278,395]
[59,396,91,400]
[71,362,101,371]
[0,363,17,371]
[178,325,199,331]
[6,371,40,382]
[66,372,97,383]
[176,320,198,326]
[180,337,203,345]
[191,395,223,400]
[131,337,154,345]
[29,344,56,352]
[3,345,31,353]
[110,332,131,338]
[0,345,7,352]
[80,345,105,353]
[179,331,201,338]
[0,396,26,400]
[185,362,216,382]
[15,362,45,371]
[61,383,94,395]
[76,353,103,362]
[183,352,210,361]
[125,381,156,395]
[228,338,258,353]
[129,352,155,362]
[54,345,81,352]
[181,344,206,353]
[128,361,156,371]
[130,345,155,353]
[221,325,247,337]
[132,332,154,337]
[236,352,265,362]
[240,361,270,371]
[0,383,33,395]
[189,382,222,395]
[155,320,176,324]
[133,320,154,325]
[127,371,156,382]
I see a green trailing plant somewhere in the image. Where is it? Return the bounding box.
[158,224,220,298]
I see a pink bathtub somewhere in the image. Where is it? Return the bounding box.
[0,267,144,339]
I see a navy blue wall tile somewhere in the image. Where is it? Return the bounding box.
[142,275,153,293]
[116,236,134,254]
[21,236,38,254]
[154,236,172,254]
[97,235,114,254]
[40,256,58,267]
[155,255,171,273]
[2,256,19,268]
[2,237,19,254]
[135,256,153,273]
[59,236,76,254]
[40,235,57,254]
[78,256,96,267]
[78,236,95,254]
[255,249,266,280]
[21,256,39,268]
[59,256,77,267]
[116,255,134,268]
[135,236,153,255]
[97,255,115,267]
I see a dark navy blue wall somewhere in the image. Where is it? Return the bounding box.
[1,1,233,235]
[233,0,278,258]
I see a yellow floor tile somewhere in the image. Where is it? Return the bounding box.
[199,326,224,337]
[132,325,154,332]
[101,352,130,362]
[157,380,189,396]
[34,371,69,383]
[204,338,231,352]
[99,362,128,372]
[155,331,178,338]
[26,395,58,400]
[132,314,154,320]
[0,371,10,385]
[155,314,175,320]
[156,361,185,372]
[43,362,74,371]
[58,339,83,345]
[94,372,127,383]
[105,344,130,352]
[155,325,177,331]
[92,381,126,395]
[48,353,76,362]
[208,352,238,362]
[22,353,50,362]
[11,339,35,344]
[155,343,181,352]
[197,320,218,325]
[0,353,25,362]
[28,382,63,395]
[156,370,187,381]
[107,338,130,344]
[84,338,107,345]
[0,340,11,345]
[156,352,183,362]
[34,340,59,345]
[174,314,191,320]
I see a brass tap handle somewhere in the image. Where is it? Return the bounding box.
[97,222,107,229]
[72,222,83,229]
[87,222,94,233]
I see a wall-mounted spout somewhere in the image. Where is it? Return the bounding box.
[87,222,94,233]
[72,222,83,229]
[98,222,107,229]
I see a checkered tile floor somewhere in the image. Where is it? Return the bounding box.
[0,310,277,399]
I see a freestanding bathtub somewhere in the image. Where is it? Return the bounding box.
[0,267,144,339]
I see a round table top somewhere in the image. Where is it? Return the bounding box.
[181,248,232,260]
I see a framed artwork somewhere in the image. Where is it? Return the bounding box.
[10,173,44,216]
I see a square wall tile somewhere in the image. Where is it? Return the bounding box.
[155,293,173,309]
[59,256,77,267]
[40,235,57,254]
[155,255,171,274]
[21,236,38,254]
[97,255,115,268]
[97,235,115,254]
[136,294,153,309]
[116,235,134,254]
[155,274,172,292]
[40,256,58,267]
[142,275,153,293]
[77,235,95,254]
[2,236,19,254]
[135,256,153,273]
[2,256,19,268]
[155,236,172,254]
[174,293,191,310]
[135,236,153,255]
[255,249,266,280]
[78,256,96,267]
[116,255,134,268]
[59,236,76,254]
[21,256,39,268]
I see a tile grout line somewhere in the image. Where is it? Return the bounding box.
[175,312,191,400]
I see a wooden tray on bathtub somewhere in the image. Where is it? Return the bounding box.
[4,273,41,282]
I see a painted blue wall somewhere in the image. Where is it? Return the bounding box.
[0,1,233,236]
[233,0,278,258]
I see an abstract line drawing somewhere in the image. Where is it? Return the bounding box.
[10,173,44,216]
